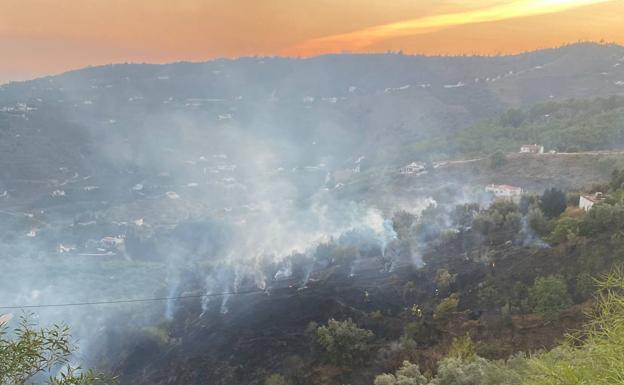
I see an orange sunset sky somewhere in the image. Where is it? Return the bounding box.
[1,0,624,83]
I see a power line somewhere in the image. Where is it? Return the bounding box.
[0,288,267,310]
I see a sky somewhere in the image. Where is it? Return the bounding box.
[1,0,624,83]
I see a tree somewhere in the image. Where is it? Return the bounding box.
[0,315,111,385]
[528,276,572,321]
[489,150,507,169]
[478,286,502,309]
[539,188,567,219]
[393,211,416,240]
[519,195,539,215]
[548,216,580,243]
[610,168,624,191]
[374,361,428,385]
[435,269,456,295]
[527,208,551,237]
[451,204,480,229]
[499,108,526,128]
[316,319,373,366]
[473,201,522,244]
[579,203,624,237]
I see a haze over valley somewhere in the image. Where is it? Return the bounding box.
[2,42,624,385]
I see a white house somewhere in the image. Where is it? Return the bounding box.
[100,236,125,249]
[399,162,426,175]
[579,192,605,211]
[520,144,544,154]
[485,184,523,201]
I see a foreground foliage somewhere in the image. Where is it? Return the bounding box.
[374,269,624,385]
[524,269,624,385]
[0,315,111,385]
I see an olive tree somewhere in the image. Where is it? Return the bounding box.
[316,318,373,366]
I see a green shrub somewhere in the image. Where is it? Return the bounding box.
[436,269,457,294]
[374,361,427,385]
[548,217,580,244]
[527,208,551,237]
[403,321,423,340]
[579,203,624,237]
[490,150,508,169]
[448,334,476,362]
[433,294,459,321]
[265,373,288,385]
[478,286,502,309]
[433,357,489,385]
[529,276,572,321]
[374,373,398,385]
[316,318,373,366]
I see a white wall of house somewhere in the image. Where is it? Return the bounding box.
[485,185,523,202]
[579,195,596,211]
[520,145,544,154]
[399,162,426,174]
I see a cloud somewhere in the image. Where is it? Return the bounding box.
[284,0,614,56]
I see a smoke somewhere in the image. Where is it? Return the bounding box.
[0,63,447,374]
[0,51,583,376]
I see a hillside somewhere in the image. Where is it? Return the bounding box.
[410,96,624,160]
[1,43,624,187]
[338,151,624,210]
[2,43,624,385]
[98,170,624,385]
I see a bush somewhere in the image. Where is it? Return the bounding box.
[434,357,488,385]
[489,150,507,169]
[316,319,373,366]
[529,276,572,321]
[433,294,460,321]
[404,321,423,340]
[374,373,398,385]
[433,355,526,385]
[265,373,288,385]
[527,208,551,237]
[435,269,456,294]
[373,361,428,385]
[448,334,476,362]
[579,203,624,237]
[478,285,502,309]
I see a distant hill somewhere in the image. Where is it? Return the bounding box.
[0,43,623,208]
